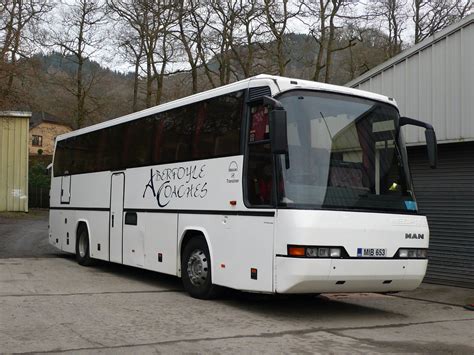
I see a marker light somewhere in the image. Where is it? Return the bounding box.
[288,246,305,256]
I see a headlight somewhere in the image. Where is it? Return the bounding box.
[397,248,428,258]
[399,249,409,258]
[330,248,341,257]
[288,245,344,258]
[306,247,318,257]
[318,248,329,257]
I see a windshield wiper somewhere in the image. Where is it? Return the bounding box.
[319,112,334,140]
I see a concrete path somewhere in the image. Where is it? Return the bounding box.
[1,257,473,354]
[1,211,473,353]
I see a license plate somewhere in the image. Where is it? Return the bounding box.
[357,248,387,257]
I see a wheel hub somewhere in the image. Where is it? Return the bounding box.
[187,249,208,287]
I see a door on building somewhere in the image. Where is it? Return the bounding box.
[60,175,71,204]
[409,142,474,289]
[109,173,125,263]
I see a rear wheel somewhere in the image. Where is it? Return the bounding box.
[76,225,95,266]
[181,238,220,299]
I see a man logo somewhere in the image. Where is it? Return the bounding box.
[226,161,239,183]
[228,161,238,172]
[405,233,424,239]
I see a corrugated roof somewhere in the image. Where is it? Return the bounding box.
[346,14,474,88]
[29,111,71,129]
[346,15,474,145]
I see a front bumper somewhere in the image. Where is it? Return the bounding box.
[275,257,427,293]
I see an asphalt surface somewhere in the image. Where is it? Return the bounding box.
[1,210,473,354]
[0,209,59,258]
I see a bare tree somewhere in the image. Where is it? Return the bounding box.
[206,0,241,85]
[303,0,358,82]
[48,0,107,128]
[369,0,408,58]
[176,0,198,93]
[108,0,146,111]
[262,0,301,76]
[413,0,472,43]
[109,0,178,108]
[0,0,52,101]
[149,1,177,105]
[229,0,266,78]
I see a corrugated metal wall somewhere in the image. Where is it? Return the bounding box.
[347,16,474,146]
[408,142,474,288]
[0,113,30,212]
[346,16,474,289]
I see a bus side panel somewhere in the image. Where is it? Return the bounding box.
[50,209,110,260]
[67,172,111,208]
[133,212,179,275]
[50,177,62,206]
[50,172,111,260]
[77,211,110,261]
[49,209,65,250]
[178,213,274,293]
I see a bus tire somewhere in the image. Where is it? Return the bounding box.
[76,225,95,266]
[181,237,220,299]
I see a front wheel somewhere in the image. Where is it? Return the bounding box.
[181,238,220,299]
[76,226,95,266]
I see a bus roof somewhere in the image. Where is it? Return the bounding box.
[56,74,396,142]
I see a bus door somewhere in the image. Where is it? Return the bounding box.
[60,175,71,203]
[109,173,125,263]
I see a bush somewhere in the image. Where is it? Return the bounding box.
[29,161,50,188]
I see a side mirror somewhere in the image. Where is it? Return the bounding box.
[269,110,288,155]
[263,95,290,168]
[46,163,53,176]
[425,128,438,168]
[400,116,438,169]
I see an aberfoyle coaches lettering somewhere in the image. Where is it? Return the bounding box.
[143,164,208,207]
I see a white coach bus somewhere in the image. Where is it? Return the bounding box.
[49,74,438,299]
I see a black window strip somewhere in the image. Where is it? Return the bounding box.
[54,90,245,177]
[49,206,110,212]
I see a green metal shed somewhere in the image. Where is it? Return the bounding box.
[0,111,31,212]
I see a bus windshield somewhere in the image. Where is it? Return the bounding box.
[277,90,416,213]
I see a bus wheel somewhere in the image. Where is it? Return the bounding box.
[76,225,95,266]
[181,238,220,299]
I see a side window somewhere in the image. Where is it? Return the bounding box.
[99,125,124,171]
[249,105,269,142]
[159,106,195,163]
[123,117,153,168]
[193,91,244,159]
[247,143,273,205]
[70,131,101,174]
[54,139,73,176]
[246,103,273,206]
[152,114,165,164]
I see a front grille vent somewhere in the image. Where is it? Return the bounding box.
[248,86,271,102]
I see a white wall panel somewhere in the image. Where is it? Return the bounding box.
[347,16,474,145]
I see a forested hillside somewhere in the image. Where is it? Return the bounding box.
[1,0,471,128]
